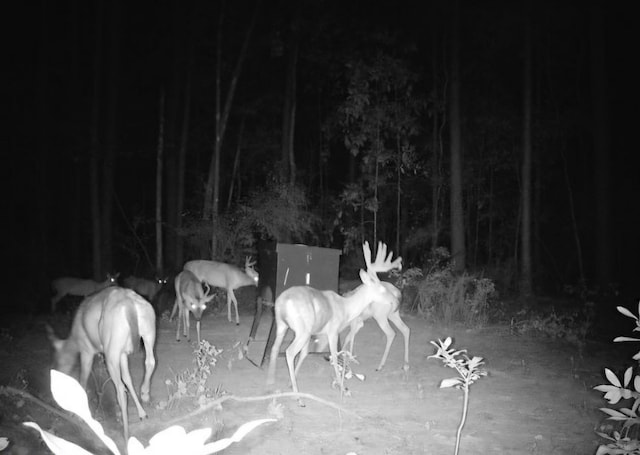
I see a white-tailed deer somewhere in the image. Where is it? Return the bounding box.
[46,287,156,442]
[123,276,166,301]
[173,269,216,343]
[183,257,259,325]
[343,280,410,371]
[266,241,401,401]
[51,273,119,313]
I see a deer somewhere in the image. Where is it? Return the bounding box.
[46,286,156,442]
[50,273,120,313]
[342,280,410,371]
[173,269,216,343]
[123,276,167,301]
[183,256,259,325]
[266,241,401,403]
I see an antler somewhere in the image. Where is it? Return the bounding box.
[363,241,403,275]
[245,256,256,268]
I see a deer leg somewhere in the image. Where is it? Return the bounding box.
[344,318,365,356]
[327,334,344,391]
[184,305,191,342]
[285,333,311,401]
[196,320,201,344]
[140,333,156,402]
[78,351,95,389]
[169,300,178,320]
[104,356,130,442]
[175,297,183,341]
[372,313,396,371]
[119,353,148,421]
[388,310,410,369]
[228,290,240,325]
[266,323,288,385]
[293,339,311,377]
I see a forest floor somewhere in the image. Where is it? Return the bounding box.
[0,288,624,455]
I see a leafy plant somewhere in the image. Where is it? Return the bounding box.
[23,370,274,455]
[594,302,640,455]
[160,340,224,409]
[415,249,496,326]
[429,337,487,455]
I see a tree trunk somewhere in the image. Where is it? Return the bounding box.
[227,116,245,210]
[203,0,261,222]
[281,4,301,185]
[175,59,192,269]
[449,0,465,272]
[155,90,165,277]
[101,0,121,275]
[589,0,612,287]
[519,0,533,298]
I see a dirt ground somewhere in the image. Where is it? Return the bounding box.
[0,290,616,455]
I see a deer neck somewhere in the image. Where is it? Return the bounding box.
[339,285,376,323]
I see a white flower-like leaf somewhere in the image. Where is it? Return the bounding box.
[23,422,94,455]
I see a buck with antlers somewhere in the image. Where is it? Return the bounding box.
[343,279,410,371]
[50,273,119,313]
[183,256,259,325]
[46,287,156,442]
[172,269,216,343]
[123,276,167,301]
[266,241,401,401]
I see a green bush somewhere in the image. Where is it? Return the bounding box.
[594,302,640,455]
[413,248,496,326]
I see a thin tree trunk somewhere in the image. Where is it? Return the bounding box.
[227,116,245,210]
[449,0,465,272]
[155,89,165,277]
[520,0,533,298]
[203,0,261,221]
[175,59,192,268]
[281,5,300,185]
[396,133,401,255]
[101,0,120,275]
[589,0,612,287]
[561,144,585,285]
[90,0,104,281]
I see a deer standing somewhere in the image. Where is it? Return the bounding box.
[266,241,401,402]
[173,269,216,343]
[50,273,119,313]
[46,287,156,442]
[343,280,410,371]
[123,276,166,301]
[183,257,259,325]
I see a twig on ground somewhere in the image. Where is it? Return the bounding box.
[146,391,362,429]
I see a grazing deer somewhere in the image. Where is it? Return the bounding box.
[343,280,410,371]
[123,276,167,301]
[50,273,119,313]
[183,257,259,325]
[173,269,216,343]
[46,287,156,442]
[266,241,401,401]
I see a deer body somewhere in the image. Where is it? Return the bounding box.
[50,273,119,313]
[47,287,156,442]
[266,241,402,400]
[123,276,166,301]
[173,270,215,343]
[343,281,410,371]
[183,257,258,325]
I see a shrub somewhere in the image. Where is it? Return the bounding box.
[414,248,496,326]
[594,302,640,455]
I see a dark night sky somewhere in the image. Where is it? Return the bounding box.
[3,1,638,308]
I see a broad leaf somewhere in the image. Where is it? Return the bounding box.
[617,306,638,321]
[605,369,622,387]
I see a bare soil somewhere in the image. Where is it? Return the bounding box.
[0,290,615,454]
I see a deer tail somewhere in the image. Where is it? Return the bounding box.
[125,302,140,349]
